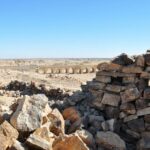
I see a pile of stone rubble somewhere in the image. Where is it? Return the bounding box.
[0,51,150,150]
[78,52,150,150]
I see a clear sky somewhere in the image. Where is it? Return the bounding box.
[0,0,150,58]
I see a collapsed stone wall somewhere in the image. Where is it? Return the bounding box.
[0,52,150,150]
[80,52,150,150]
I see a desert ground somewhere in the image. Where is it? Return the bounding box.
[0,58,109,91]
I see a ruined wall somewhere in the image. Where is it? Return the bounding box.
[81,52,150,150]
[36,65,98,74]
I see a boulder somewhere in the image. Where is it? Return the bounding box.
[10,94,51,132]
[96,131,126,150]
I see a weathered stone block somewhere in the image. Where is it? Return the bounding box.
[105,84,125,93]
[144,88,150,99]
[95,75,111,83]
[97,71,135,77]
[122,66,143,73]
[87,81,106,90]
[97,63,122,71]
[137,107,150,116]
[120,103,136,115]
[135,98,149,109]
[121,88,140,103]
[101,93,120,106]
[123,114,138,122]
[140,72,150,79]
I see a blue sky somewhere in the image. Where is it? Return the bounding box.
[0,0,150,58]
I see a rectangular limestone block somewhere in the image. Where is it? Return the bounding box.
[87,81,106,90]
[96,71,135,78]
[122,66,143,73]
[105,84,125,93]
[101,93,120,106]
[123,115,138,122]
[97,63,122,72]
[95,76,111,83]
[140,72,150,79]
[144,88,150,99]
[121,88,140,103]
[123,76,136,84]
[137,107,150,116]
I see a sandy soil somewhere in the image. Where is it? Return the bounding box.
[0,59,109,91]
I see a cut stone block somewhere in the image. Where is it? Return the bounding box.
[122,66,143,73]
[95,76,111,83]
[121,88,140,103]
[137,107,150,116]
[101,93,120,106]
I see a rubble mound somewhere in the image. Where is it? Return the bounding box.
[0,51,150,150]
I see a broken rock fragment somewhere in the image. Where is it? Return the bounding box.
[53,134,89,150]
[10,94,51,132]
[0,121,19,150]
[26,127,55,150]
